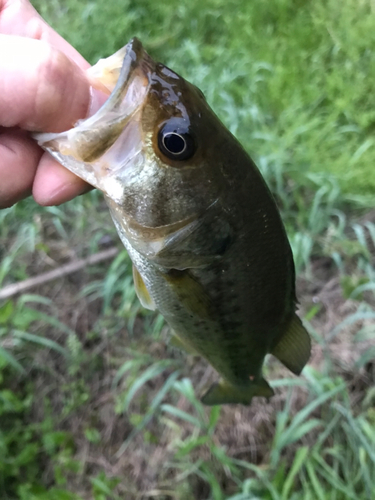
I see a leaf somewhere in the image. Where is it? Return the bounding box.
[120,359,177,412]
[0,346,25,373]
[0,301,14,324]
[305,460,326,500]
[335,405,375,463]
[12,330,69,357]
[208,404,221,433]
[271,382,346,466]
[281,446,309,499]
[175,435,210,458]
[172,377,206,422]
[312,452,357,500]
[161,404,202,428]
[111,358,146,389]
[116,370,180,456]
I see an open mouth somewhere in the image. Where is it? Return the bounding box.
[33,38,152,196]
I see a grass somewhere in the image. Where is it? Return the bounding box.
[0,0,375,498]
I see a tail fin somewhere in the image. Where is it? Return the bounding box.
[201,377,274,406]
[271,313,311,375]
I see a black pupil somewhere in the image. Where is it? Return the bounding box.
[163,133,186,154]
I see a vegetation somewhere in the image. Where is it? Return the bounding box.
[1,0,374,498]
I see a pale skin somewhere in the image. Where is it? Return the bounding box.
[0,0,93,209]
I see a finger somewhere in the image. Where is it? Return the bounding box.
[0,128,42,209]
[0,0,89,69]
[0,34,90,132]
[32,153,91,206]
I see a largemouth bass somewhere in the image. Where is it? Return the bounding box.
[34,38,311,405]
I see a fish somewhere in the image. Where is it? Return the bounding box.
[33,38,311,406]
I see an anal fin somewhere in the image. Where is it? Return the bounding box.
[201,377,274,406]
[271,314,311,375]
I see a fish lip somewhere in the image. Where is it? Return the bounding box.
[125,37,144,64]
[123,37,149,76]
[111,37,154,96]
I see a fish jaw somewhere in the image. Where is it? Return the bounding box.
[33,38,152,204]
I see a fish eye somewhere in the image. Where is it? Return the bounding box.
[158,121,195,161]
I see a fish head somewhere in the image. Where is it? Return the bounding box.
[34,38,235,232]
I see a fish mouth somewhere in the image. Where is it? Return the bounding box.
[87,37,152,95]
[33,38,153,199]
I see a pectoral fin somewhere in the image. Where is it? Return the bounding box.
[271,314,311,375]
[201,377,274,406]
[163,270,212,319]
[132,265,156,311]
[153,200,234,269]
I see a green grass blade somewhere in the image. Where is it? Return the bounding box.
[12,330,69,357]
[305,460,326,500]
[161,404,202,428]
[281,446,309,499]
[116,370,180,457]
[0,345,26,373]
[120,359,178,412]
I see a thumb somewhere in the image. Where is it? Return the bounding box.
[0,34,90,132]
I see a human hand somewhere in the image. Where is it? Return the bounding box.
[0,0,93,209]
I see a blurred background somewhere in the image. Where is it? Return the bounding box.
[1,0,375,498]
